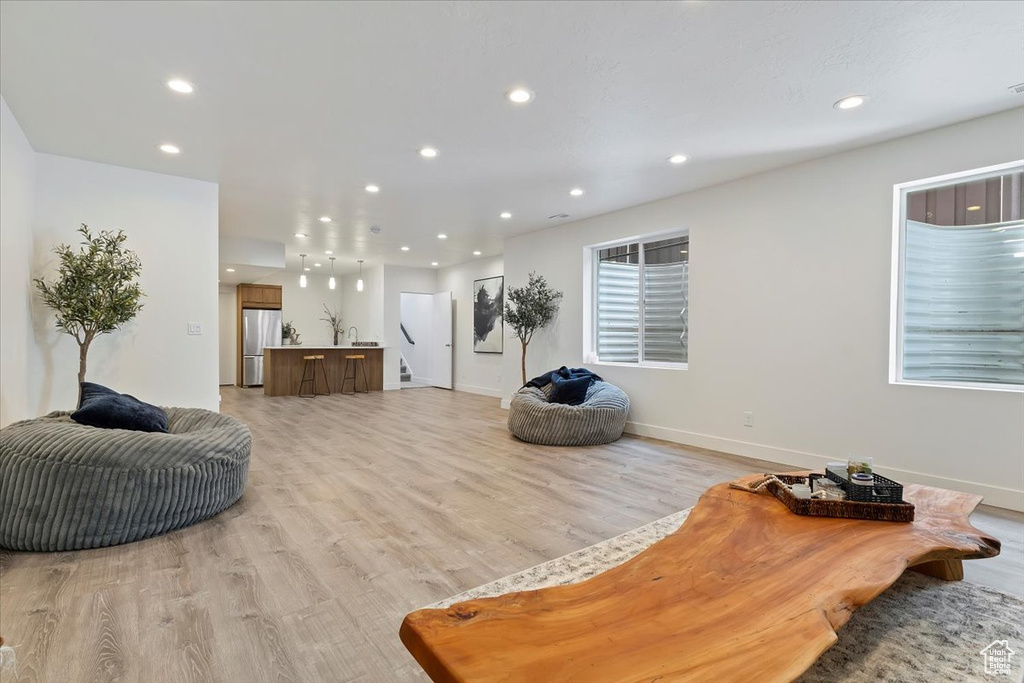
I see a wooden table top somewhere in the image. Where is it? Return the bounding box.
[400,472,1000,683]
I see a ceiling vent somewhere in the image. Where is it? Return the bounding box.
[1009,83,1024,95]
[548,213,569,220]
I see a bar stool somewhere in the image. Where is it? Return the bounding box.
[342,354,370,395]
[298,355,330,398]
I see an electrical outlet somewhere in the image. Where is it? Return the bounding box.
[743,411,754,427]
[187,322,203,336]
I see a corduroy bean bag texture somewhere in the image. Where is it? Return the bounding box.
[508,381,630,446]
[0,408,251,551]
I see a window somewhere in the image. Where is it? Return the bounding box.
[591,232,688,366]
[892,161,1024,390]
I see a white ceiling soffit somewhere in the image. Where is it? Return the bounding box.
[2,1,1022,272]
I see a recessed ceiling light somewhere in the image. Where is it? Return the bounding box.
[473,251,482,256]
[294,232,307,238]
[159,143,180,154]
[314,263,322,267]
[569,188,584,197]
[680,250,688,254]
[325,250,333,255]
[419,147,439,158]
[319,216,332,223]
[304,267,311,271]
[365,184,380,193]
[437,233,447,239]
[833,95,866,110]
[400,246,410,251]
[668,154,688,164]
[506,88,534,104]
[225,268,235,272]
[967,205,982,212]
[166,79,194,94]
[431,261,439,267]
[500,211,512,219]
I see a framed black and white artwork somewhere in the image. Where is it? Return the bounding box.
[473,275,504,354]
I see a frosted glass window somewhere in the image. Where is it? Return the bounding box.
[895,165,1024,388]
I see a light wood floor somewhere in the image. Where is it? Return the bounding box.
[2,387,1021,682]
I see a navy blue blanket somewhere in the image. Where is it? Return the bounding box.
[524,366,603,389]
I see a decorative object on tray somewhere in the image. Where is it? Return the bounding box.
[730,468,915,522]
[320,304,344,345]
[473,275,504,354]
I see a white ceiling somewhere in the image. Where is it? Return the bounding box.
[3,1,1022,275]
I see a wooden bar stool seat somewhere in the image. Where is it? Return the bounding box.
[342,354,370,395]
[299,355,330,398]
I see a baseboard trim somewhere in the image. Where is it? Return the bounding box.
[454,383,503,399]
[624,421,1024,512]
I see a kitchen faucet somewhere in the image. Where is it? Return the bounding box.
[348,326,359,343]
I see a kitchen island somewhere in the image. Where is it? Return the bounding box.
[263,346,385,396]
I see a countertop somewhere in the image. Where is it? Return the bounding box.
[265,345,387,350]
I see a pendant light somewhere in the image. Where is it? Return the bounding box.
[299,254,307,288]
[328,257,336,290]
[356,259,364,292]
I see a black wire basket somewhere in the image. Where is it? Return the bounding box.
[824,470,905,503]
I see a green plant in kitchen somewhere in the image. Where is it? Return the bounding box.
[503,271,563,384]
[34,225,145,407]
[282,321,295,342]
[320,304,344,345]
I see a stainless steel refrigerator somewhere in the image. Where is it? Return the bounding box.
[242,308,282,387]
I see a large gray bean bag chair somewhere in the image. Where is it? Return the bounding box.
[0,408,251,551]
[508,380,630,446]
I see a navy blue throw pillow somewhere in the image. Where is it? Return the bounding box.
[71,382,169,433]
[549,375,591,406]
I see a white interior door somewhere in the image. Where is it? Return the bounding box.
[432,291,453,389]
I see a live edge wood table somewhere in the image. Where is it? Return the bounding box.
[263,346,384,396]
[400,471,1000,683]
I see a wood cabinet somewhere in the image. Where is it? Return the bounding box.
[236,283,283,386]
[237,284,282,309]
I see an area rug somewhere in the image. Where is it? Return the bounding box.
[429,509,1024,682]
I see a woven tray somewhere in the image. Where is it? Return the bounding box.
[765,474,915,523]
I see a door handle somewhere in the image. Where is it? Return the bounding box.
[445,343,451,348]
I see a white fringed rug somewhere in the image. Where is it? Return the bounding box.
[429,509,1024,682]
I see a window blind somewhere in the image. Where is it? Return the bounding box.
[902,218,1024,385]
[596,260,640,362]
[643,262,688,363]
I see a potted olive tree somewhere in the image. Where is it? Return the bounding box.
[34,225,144,407]
[504,271,563,385]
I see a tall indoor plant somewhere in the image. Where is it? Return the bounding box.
[504,271,563,384]
[34,225,144,406]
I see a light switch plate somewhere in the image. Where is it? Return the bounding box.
[188,322,203,335]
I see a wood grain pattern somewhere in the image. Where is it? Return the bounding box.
[263,347,383,395]
[0,388,1020,682]
[400,472,1001,683]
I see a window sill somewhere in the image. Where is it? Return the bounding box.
[587,361,688,371]
[890,378,1023,394]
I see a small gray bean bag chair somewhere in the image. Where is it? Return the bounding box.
[0,408,251,551]
[508,380,630,446]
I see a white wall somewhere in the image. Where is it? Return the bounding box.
[339,264,384,343]
[382,266,438,389]
[253,271,346,347]
[502,108,1024,510]
[30,154,219,412]
[218,287,236,385]
[400,292,435,383]
[438,256,504,397]
[0,97,35,427]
